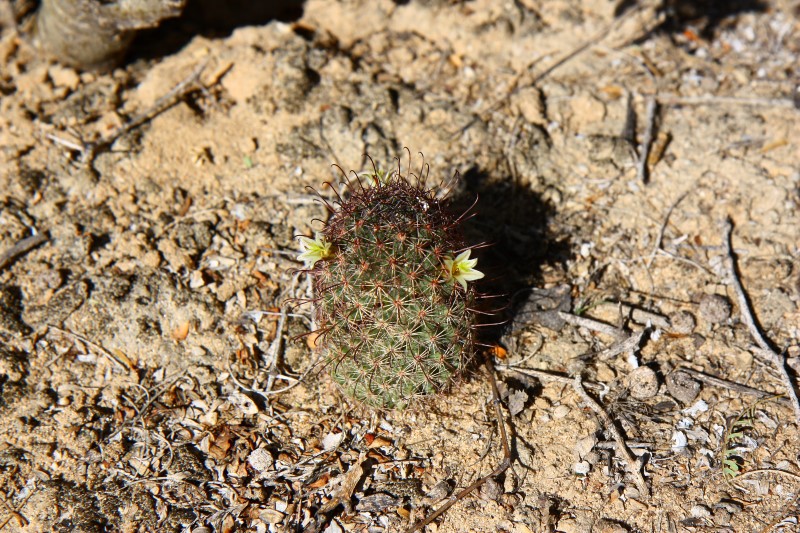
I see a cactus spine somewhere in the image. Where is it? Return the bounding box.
[301,165,483,409]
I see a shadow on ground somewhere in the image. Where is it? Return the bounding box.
[129,0,307,62]
[448,166,571,346]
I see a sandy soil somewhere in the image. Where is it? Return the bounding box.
[1,1,799,532]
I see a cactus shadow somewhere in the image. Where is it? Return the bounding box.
[447,167,571,344]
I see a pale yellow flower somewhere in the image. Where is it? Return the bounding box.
[443,250,484,290]
[298,234,331,268]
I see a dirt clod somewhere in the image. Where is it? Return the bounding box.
[666,370,702,404]
[625,365,660,400]
[698,293,732,324]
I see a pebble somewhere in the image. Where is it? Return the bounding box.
[573,461,591,475]
[552,404,571,419]
[669,310,696,334]
[479,476,503,502]
[690,504,712,518]
[574,435,598,459]
[699,294,732,324]
[666,370,702,404]
[625,366,660,399]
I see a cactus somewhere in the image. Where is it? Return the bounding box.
[299,163,483,409]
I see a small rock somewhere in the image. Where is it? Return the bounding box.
[508,388,529,416]
[690,504,712,518]
[189,270,206,288]
[323,519,344,533]
[682,399,708,417]
[556,518,579,533]
[584,451,601,465]
[574,435,598,459]
[48,65,80,90]
[623,486,642,500]
[625,366,659,399]
[669,310,696,334]
[698,294,732,324]
[714,499,743,513]
[422,480,453,505]
[321,432,344,451]
[247,448,273,474]
[479,476,502,502]
[671,431,688,451]
[666,370,701,404]
[573,461,591,475]
[595,362,616,382]
[552,404,571,419]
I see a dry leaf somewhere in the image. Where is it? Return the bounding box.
[318,453,366,514]
[508,389,529,416]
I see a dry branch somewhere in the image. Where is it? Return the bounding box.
[573,375,650,497]
[722,218,800,423]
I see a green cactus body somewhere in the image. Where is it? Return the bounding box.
[305,170,481,409]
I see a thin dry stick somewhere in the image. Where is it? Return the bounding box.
[573,375,650,497]
[594,328,648,362]
[408,359,512,532]
[63,60,209,169]
[557,311,625,340]
[736,468,800,482]
[47,325,131,371]
[556,311,650,361]
[636,96,658,184]
[646,190,689,268]
[498,365,606,394]
[0,504,27,530]
[0,232,47,271]
[676,367,794,407]
[657,94,795,108]
[500,365,573,386]
[722,218,800,423]
[264,306,287,392]
[455,4,649,136]
[0,487,34,531]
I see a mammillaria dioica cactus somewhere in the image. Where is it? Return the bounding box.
[298,163,484,409]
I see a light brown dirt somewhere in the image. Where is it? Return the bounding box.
[1,1,799,532]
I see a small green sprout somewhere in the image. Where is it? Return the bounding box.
[443,249,484,290]
[298,234,332,268]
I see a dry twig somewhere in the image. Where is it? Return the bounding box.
[636,96,658,184]
[572,375,650,497]
[594,327,649,362]
[46,61,209,173]
[722,218,800,423]
[47,325,133,371]
[0,490,32,530]
[646,190,689,268]
[557,311,624,340]
[456,4,653,136]
[657,94,796,108]
[676,367,794,407]
[408,359,512,532]
[264,306,287,392]
[498,365,606,394]
[0,232,47,271]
